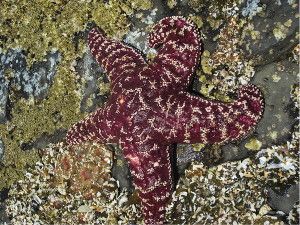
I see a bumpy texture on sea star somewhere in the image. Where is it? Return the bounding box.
[66,16,264,224]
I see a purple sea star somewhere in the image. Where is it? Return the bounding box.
[66,16,264,224]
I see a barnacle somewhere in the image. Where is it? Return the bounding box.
[6,142,142,224]
[166,130,299,224]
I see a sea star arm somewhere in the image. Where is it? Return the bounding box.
[66,107,118,145]
[88,27,147,82]
[156,84,264,144]
[121,141,173,225]
[147,16,202,91]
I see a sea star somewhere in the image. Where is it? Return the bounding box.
[66,16,264,224]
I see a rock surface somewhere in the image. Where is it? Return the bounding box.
[0,49,60,123]
[0,0,298,224]
[0,139,4,161]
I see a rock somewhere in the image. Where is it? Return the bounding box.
[110,144,133,191]
[0,188,9,224]
[23,51,60,100]
[177,144,202,173]
[75,53,108,113]
[268,183,299,214]
[221,143,249,162]
[20,129,67,151]
[0,80,8,123]
[0,139,4,161]
[0,49,60,123]
[252,59,298,147]
[125,0,167,55]
[0,49,60,99]
[0,202,9,224]
[242,0,299,66]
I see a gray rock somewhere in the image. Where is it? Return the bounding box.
[75,52,108,113]
[125,0,169,55]
[177,144,201,171]
[0,202,10,224]
[110,144,133,191]
[0,49,60,123]
[222,59,298,162]
[242,0,299,66]
[252,59,298,147]
[0,139,4,161]
[268,183,299,214]
[0,78,8,123]
[0,188,9,224]
[20,129,67,151]
[0,49,60,99]
[221,143,249,162]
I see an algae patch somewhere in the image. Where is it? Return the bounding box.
[0,0,153,191]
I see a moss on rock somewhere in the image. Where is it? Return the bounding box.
[0,0,153,191]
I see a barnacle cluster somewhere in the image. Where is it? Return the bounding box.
[166,132,299,224]
[290,84,299,110]
[167,81,300,223]
[7,130,298,223]
[198,15,255,100]
[6,142,142,224]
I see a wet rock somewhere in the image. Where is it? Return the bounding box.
[0,188,8,202]
[110,144,133,191]
[0,202,10,224]
[221,59,298,162]
[0,188,9,224]
[0,49,60,123]
[0,49,60,99]
[23,51,60,100]
[252,59,298,147]
[0,139,4,161]
[268,183,299,214]
[221,143,249,162]
[177,144,201,173]
[75,53,108,113]
[242,0,299,66]
[0,67,9,123]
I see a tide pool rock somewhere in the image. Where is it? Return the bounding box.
[0,49,60,123]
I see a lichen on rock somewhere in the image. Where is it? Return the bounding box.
[0,0,154,191]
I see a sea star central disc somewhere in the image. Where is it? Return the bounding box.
[66,16,264,224]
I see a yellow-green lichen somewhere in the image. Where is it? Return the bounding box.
[119,0,153,16]
[0,0,153,191]
[189,15,203,29]
[191,143,205,152]
[200,50,213,75]
[0,0,150,64]
[272,73,281,83]
[0,61,82,190]
[273,20,293,41]
[99,82,111,96]
[268,131,278,140]
[245,138,262,151]
[188,0,241,17]
[167,0,177,9]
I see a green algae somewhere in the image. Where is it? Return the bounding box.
[245,138,263,151]
[0,59,82,190]
[0,0,153,191]
[0,1,132,64]
[188,0,240,14]
[167,0,177,9]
